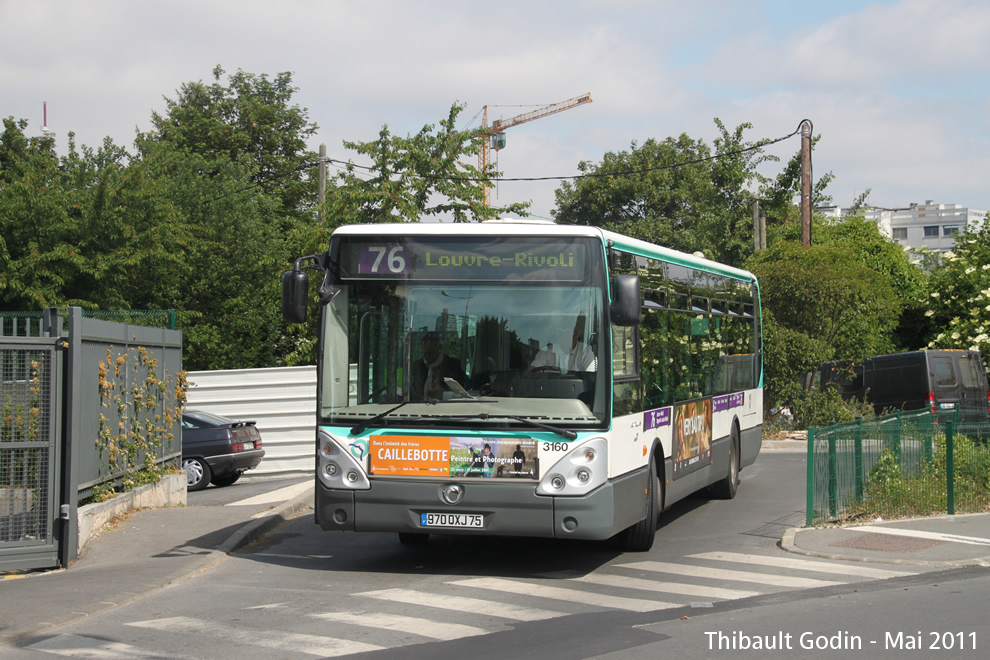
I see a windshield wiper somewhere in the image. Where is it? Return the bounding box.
[351,400,419,435]
[349,398,497,435]
[440,379,578,439]
[447,413,578,440]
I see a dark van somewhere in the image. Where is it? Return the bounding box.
[816,350,989,416]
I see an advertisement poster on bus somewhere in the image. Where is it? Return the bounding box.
[369,435,538,479]
[672,398,712,478]
[449,438,538,479]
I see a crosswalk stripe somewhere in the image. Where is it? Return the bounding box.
[127,616,383,657]
[617,561,843,588]
[570,572,762,600]
[688,551,916,578]
[26,633,158,658]
[357,588,565,621]
[314,611,487,641]
[449,577,678,612]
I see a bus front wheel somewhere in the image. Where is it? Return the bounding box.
[616,456,661,552]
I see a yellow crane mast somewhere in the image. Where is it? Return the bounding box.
[478,93,592,206]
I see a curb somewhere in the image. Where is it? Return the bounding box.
[779,525,990,568]
[218,483,314,555]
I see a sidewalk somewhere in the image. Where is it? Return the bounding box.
[782,512,990,567]
[0,478,315,648]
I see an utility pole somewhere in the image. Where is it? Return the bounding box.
[801,120,812,247]
[318,143,326,224]
[751,196,766,251]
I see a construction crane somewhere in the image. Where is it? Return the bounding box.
[478,92,592,206]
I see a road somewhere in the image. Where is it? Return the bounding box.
[11,451,989,658]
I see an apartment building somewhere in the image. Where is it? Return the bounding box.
[818,200,987,255]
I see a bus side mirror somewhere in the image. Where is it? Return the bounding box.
[611,274,641,326]
[282,270,309,324]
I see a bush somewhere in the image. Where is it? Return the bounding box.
[788,386,875,429]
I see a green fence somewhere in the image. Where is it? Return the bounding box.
[806,406,990,526]
[1,310,175,337]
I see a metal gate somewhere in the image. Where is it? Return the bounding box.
[0,339,62,572]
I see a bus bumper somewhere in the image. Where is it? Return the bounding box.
[315,467,648,541]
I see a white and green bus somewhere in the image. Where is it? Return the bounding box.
[282,220,762,551]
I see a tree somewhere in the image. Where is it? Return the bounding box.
[552,119,775,267]
[334,102,529,224]
[0,118,187,311]
[0,117,79,308]
[775,212,927,352]
[922,217,990,369]
[147,65,318,220]
[747,241,902,407]
[137,66,327,369]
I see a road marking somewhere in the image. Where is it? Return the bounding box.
[449,577,677,612]
[228,480,312,508]
[689,551,915,578]
[617,561,843,589]
[314,611,487,640]
[127,616,382,657]
[25,634,158,658]
[570,572,762,600]
[853,525,990,547]
[358,588,564,621]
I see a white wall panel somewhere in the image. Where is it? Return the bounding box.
[185,366,316,479]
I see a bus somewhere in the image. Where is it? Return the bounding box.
[282,220,763,551]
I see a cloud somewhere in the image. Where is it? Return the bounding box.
[2,0,988,218]
[700,0,990,90]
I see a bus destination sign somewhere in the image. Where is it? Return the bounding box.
[338,237,590,282]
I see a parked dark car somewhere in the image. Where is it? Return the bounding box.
[181,410,265,491]
[816,349,989,418]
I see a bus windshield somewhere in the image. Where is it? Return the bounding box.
[319,282,607,429]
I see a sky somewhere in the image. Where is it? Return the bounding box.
[2,0,989,221]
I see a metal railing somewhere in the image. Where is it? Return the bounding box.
[807,406,990,525]
[2,310,176,337]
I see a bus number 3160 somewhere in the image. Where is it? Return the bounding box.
[543,442,570,452]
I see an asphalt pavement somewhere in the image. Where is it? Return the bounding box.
[2,443,990,649]
[0,476,314,648]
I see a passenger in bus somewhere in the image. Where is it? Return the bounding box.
[567,314,597,373]
[412,332,468,400]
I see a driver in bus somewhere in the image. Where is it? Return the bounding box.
[527,342,559,372]
[412,332,468,401]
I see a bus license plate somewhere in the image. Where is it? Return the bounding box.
[420,513,484,528]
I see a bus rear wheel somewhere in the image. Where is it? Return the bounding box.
[712,428,740,500]
[617,456,661,552]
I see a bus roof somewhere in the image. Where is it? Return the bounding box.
[332,220,757,283]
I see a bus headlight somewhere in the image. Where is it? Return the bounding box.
[317,429,370,490]
[537,437,608,496]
